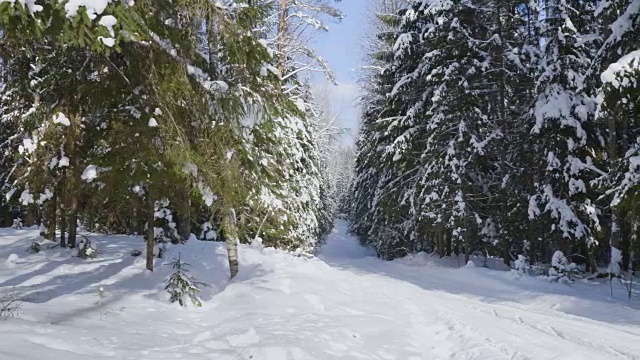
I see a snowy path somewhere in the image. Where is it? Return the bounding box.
[0,222,639,359]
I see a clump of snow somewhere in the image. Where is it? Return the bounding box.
[251,237,263,249]
[58,155,70,167]
[464,260,476,268]
[0,0,43,13]
[19,190,34,205]
[148,117,158,127]
[64,0,112,19]
[98,36,116,47]
[200,222,218,241]
[548,250,578,282]
[81,165,99,182]
[98,15,117,36]
[19,138,37,154]
[514,255,528,273]
[52,112,70,126]
[601,50,640,88]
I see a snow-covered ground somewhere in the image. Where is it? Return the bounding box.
[0,221,639,360]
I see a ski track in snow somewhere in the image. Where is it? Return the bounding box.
[0,222,639,359]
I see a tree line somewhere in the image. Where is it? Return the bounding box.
[0,0,352,278]
[352,0,639,276]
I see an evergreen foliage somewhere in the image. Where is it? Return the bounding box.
[165,253,208,307]
[352,0,640,275]
[0,0,345,278]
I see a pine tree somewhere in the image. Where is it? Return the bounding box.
[0,1,305,279]
[527,0,603,264]
[165,253,208,307]
[592,0,640,275]
[351,0,410,257]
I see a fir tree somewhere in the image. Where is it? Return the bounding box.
[165,253,208,307]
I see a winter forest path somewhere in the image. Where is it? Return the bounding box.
[0,223,639,359]
[312,221,640,360]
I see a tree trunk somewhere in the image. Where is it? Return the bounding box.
[178,196,191,241]
[146,194,155,271]
[223,208,239,278]
[502,238,511,267]
[464,238,470,265]
[588,248,599,274]
[609,209,622,275]
[437,225,445,258]
[0,205,10,227]
[25,207,36,227]
[46,192,57,241]
[59,169,67,248]
[445,231,452,257]
[68,193,78,248]
[130,202,139,235]
[608,111,622,275]
[277,0,289,74]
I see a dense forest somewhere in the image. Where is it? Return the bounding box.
[0,0,638,282]
[352,0,639,277]
[0,0,353,278]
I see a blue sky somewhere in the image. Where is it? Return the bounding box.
[310,0,367,142]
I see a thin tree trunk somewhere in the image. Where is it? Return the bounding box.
[46,192,57,241]
[178,197,191,241]
[68,193,78,248]
[146,193,155,271]
[59,170,67,248]
[130,202,139,235]
[609,210,622,275]
[445,231,452,257]
[277,0,288,74]
[464,237,470,265]
[608,111,622,275]
[25,207,36,227]
[223,208,239,278]
[437,225,445,258]
[588,247,598,274]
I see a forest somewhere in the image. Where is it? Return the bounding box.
[0,0,638,290]
[352,0,639,280]
[0,0,354,278]
[0,1,639,358]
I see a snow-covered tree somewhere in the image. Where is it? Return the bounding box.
[0,1,312,279]
[527,0,603,266]
[591,0,640,275]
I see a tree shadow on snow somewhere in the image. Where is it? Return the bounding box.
[319,248,640,327]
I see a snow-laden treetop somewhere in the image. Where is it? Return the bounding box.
[0,0,131,17]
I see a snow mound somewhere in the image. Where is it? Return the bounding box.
[4,253,18,268]
[464,260,476,268]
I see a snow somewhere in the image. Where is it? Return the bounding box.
[98,15,117,36]
[4,253,19,268]
[80,165,98,182]
[52,113,70,126]
[601,50,640,88]
[0,221,639,359]
[64,0,113,19]
[98,36,116,48]
[609,246,623,274]
[148,117,158,127]
[58,155,70,167]
[0,0,42,13]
